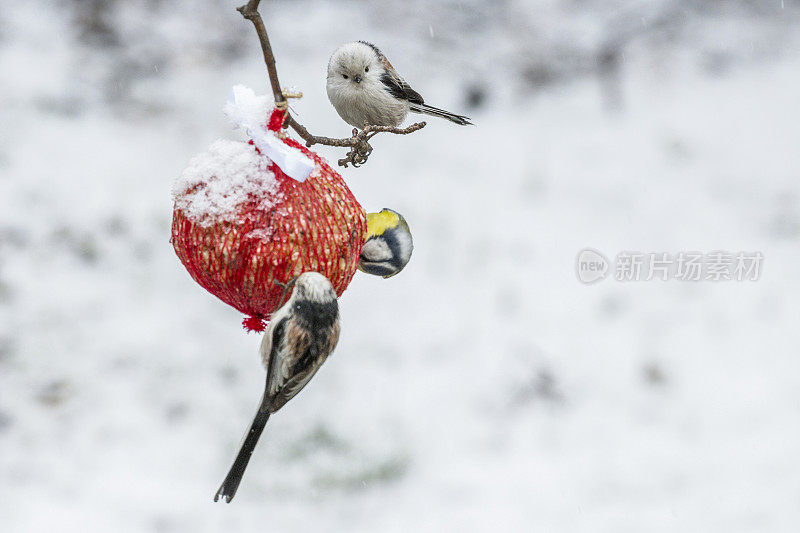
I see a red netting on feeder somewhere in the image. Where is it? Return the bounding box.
[171,108,367,332]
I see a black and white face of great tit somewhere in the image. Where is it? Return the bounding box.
[358,208,413,278]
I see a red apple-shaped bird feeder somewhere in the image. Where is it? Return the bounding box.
[171,87,367,332]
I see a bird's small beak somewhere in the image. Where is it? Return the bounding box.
[354,75,362,84]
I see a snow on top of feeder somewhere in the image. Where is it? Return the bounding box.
[224,85,315,183]
[172,139,282,226]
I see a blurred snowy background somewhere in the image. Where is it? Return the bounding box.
[2,0,800,531]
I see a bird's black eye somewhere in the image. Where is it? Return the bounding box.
[364,66,369,72]
[342,74,348,79]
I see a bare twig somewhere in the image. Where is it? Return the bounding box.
[237,1,425,168]
[286,117,425,167]
[237,1,283,105]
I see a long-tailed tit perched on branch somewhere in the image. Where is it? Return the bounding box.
[236,2,430,167]
[327,41,472,129]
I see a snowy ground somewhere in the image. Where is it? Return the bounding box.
[1,1,799,531]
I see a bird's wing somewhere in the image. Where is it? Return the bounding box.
[260,305,291,370]
[268,362,321,413]
[269,320,340,413]
[379,66,425,105]
[264,318,302,399]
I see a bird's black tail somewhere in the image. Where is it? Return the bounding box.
[409,103,472,125]
[214,393,271,503]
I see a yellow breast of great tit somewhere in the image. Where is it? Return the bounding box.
[366,209,406,238]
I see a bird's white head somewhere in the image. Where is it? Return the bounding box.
[327,41,385,94]
[292,272,337,303]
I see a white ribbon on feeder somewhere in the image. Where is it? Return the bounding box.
[224,85,315,183]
